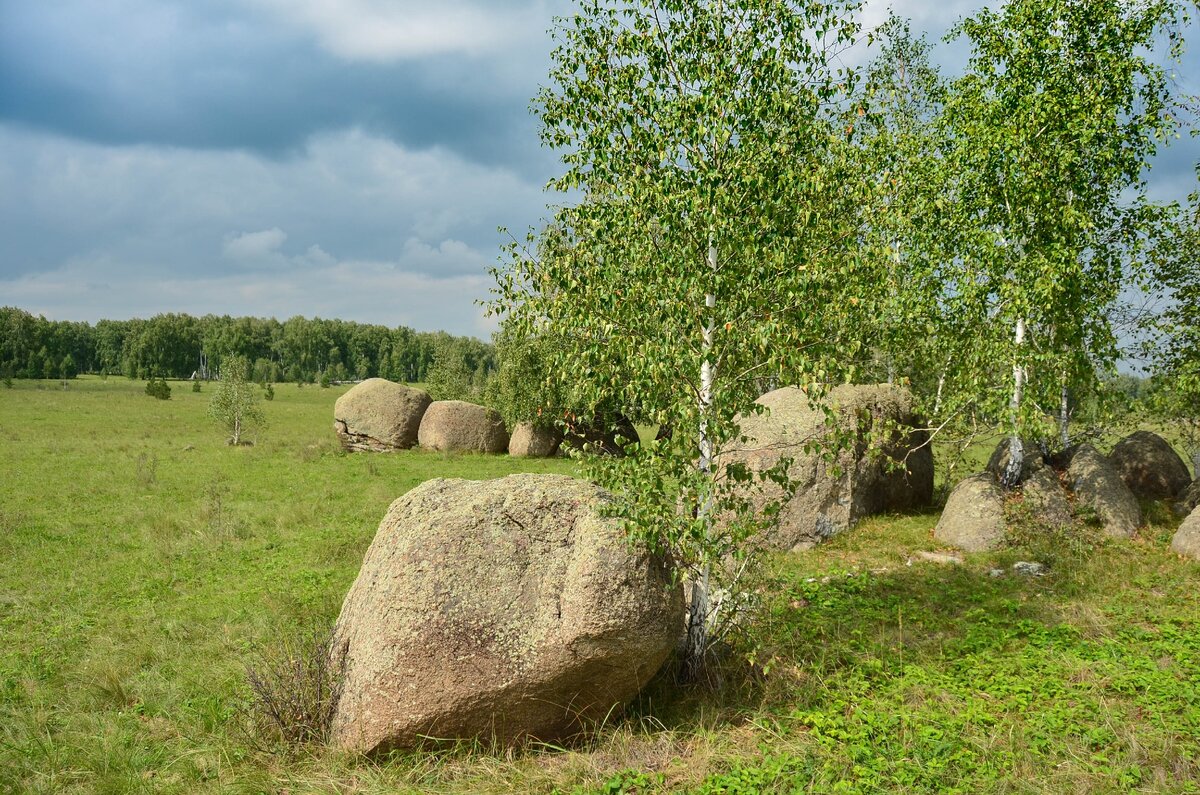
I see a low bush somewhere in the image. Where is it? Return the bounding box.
[144,377,171,400]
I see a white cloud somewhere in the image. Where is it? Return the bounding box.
[251,0,548,61]
[0,124,549,337]
[223,227,287,260]
[0,253,498,338]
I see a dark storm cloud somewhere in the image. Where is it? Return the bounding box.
[0,0,561,171]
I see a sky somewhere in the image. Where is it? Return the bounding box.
[2,0,1198,339]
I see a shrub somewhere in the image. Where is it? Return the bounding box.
[192,379,201,393]
[145,377,171,400]
[264,383,275,401]
[243,628,341,751]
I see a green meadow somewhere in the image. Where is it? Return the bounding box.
[2,377,1198,793]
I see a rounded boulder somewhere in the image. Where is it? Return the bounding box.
[1171,505,1200,560]
[1068,444,1141,538]
[508,421,562,458]
[933,473,1006,552]
[1108,431,1192,499]
[417,400,508,453]
[328,474,681,754]
[333,378,431,451]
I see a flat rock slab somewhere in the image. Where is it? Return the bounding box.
[1068,444,1141,539]
[334,378,431,451]
[1108,431,1192,499]
[1171,506,1200,560]
[418,400,508,453]
[933,473,1006,552]
[329,474,681,754]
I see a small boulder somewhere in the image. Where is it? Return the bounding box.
[986,437,1045,486]
[1170,505,1200,560]
[334,378,431,452]
[933,473,1006,552]
[328,474,681,754]
[508,422,562,458]
[417,400,508,453]
[722,384,934,551]
[1108,431,1192,499]
[561,414,640,456]
[1176,478,1200,517]
[1068,444,1141,539]
[1022,466,1074,530]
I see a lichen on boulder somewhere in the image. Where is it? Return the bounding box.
[720,384,934,551]
[417,400,509,453]
[329,474,681,754]
[333,378,431,452]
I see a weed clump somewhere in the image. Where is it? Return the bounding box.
[243,628,342,752]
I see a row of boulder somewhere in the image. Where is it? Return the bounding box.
[332,378,632,457]
[334,379,938,551]
[935,430,1200,559]
[324,388,1199,756]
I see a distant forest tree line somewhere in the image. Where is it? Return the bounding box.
[0,306,495,392]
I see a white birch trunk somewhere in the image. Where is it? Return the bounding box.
[1002,317,1027,488]
[933,370,946,417]
[1059,374,1070,450]
[685,239,718,680]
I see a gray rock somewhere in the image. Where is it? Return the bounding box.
[417,400,508,453]
[933,473,1006,552]
[988,568,1006,578]
[333,378,431,451]
[721,384,934,551]
[1022,466,1074,529]
[561,414,639,456]
[1176,478,1200,517]
[1012,561,1047,576]
[1171,505,1200,560]
[1068,444,1141,539]
[329,474,681,754]
[1108,431,1192,499]
[507,422,562,458]
[986,437,1045,486]
[912,550,963,565]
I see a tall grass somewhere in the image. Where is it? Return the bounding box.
[0,376,1197,793]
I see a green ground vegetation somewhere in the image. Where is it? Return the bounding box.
[1,377,1197,793]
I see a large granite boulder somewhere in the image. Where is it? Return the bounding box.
[508,422,562,458]
[561,414,640,456]
[721,384,934,551]
[333,378,431,451]
[417,400,508,453]
[933,473,1006,552]
[1108,431,1192,499]
[1068,444,1141,539]
[1171,505,1200,560]
[329,475,681,754]
[1022,466,1074,530]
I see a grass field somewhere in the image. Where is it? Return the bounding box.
[1,376,1198,793]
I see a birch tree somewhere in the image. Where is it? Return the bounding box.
[492,0,880,678]
[942,0,1189,485]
